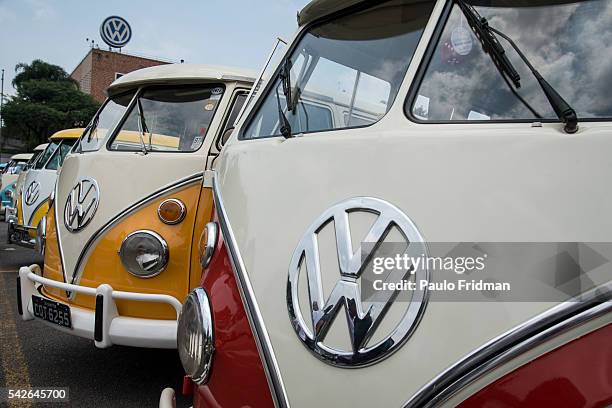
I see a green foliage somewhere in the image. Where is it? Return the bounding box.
[3,59,100,147]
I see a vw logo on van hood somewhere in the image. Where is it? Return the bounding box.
[100,16,132,48]
[287,197,429,367]
[64,178,100,233]
[24,181,40,206]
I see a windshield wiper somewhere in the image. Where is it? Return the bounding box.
[457,0,578,133]
[77,113,100,153]
[136,98,151,154]
[276,58,293,138]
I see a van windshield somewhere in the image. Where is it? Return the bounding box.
[77,91,136,152]
[46,139,77,170]
[243,0,435,139]
[109,85,224,152]
[34,141,60,170]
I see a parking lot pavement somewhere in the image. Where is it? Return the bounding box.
[0,222,189,407]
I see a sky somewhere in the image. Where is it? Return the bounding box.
[0,0,310,96]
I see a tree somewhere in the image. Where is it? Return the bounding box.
[2,59,100,147]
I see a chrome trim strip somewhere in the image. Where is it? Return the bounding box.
[212,174,289,408]
[404,282,612,407]
[55,172,203,291]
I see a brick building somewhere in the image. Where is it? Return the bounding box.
[70,49,170,102]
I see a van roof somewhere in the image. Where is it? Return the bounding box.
[298,0,366,26]
[34,143,48,151]
[298,0,578,26]
[107,64,257,97]
[50,128,84,140]
[11,153,34,160]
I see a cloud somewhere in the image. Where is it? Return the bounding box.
[24,0,58,21]
[413,1,612,120]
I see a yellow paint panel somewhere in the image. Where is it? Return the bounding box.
[17,196,24,225]
[43,204,64,297]
[43,182,207,320]
[27,200,49,238]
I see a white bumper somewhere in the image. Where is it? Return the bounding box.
[18,265,181,349]
[159,388,176,408]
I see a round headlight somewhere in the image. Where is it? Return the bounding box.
[178,288,214,384]
[35,216,47,255]
[119,230,169,278]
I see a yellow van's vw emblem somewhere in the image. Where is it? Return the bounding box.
[64,178,100,233]
[287,197,429,367]
[24,181,40,206]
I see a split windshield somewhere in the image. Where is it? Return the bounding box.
[45,139,77,170]
[243,0,435,139]
[109,85,224,152]
[33,141,60,170]
[77,91,136,152]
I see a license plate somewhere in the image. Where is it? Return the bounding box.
[32,296,72,328]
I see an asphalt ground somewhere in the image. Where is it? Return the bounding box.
[0,222,190,408]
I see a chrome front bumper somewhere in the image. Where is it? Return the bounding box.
[18,265,181,349]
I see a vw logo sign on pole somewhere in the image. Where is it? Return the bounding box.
[100,16,132,49]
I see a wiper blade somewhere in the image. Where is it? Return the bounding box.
[276,58,292,138]
[136,98,151,154]
[456,0,578,133]
[456,1,520,88]
[85,114,100,143]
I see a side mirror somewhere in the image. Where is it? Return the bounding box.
[220,127,235,147]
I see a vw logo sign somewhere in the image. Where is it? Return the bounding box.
[287,197,429,367]
[64,178,100,233]
[24,181,40,206]
[100,16,132,48]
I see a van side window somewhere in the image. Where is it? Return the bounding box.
[408,0,612,122]
[242,0,435,139]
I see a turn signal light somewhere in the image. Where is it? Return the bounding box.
[158,198,186,225]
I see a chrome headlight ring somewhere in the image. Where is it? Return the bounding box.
[199,222,218,268]
[178,288,214,385]
[119,230,169,278]
[35,215,47,256]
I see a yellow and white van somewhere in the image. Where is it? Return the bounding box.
[9,129,81,247]
[1,153,35,219]
[17,64,254,349]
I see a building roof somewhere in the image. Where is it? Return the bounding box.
[11,153,34,160]
[107,64,257,97]
[50,128,85,140]
[34,143,48,151]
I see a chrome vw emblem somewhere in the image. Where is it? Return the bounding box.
[24,181,40,206]
[100,16,132,48]
[64,178,99,233]
[287,197,429,367]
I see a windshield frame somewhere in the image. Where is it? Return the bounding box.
[238,0,434,141]
[404,0,612,125]
[105,83,227,154]
[74,89,139,153]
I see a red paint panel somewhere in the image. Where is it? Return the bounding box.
[193,210,274,408]
[460,323,612,408]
